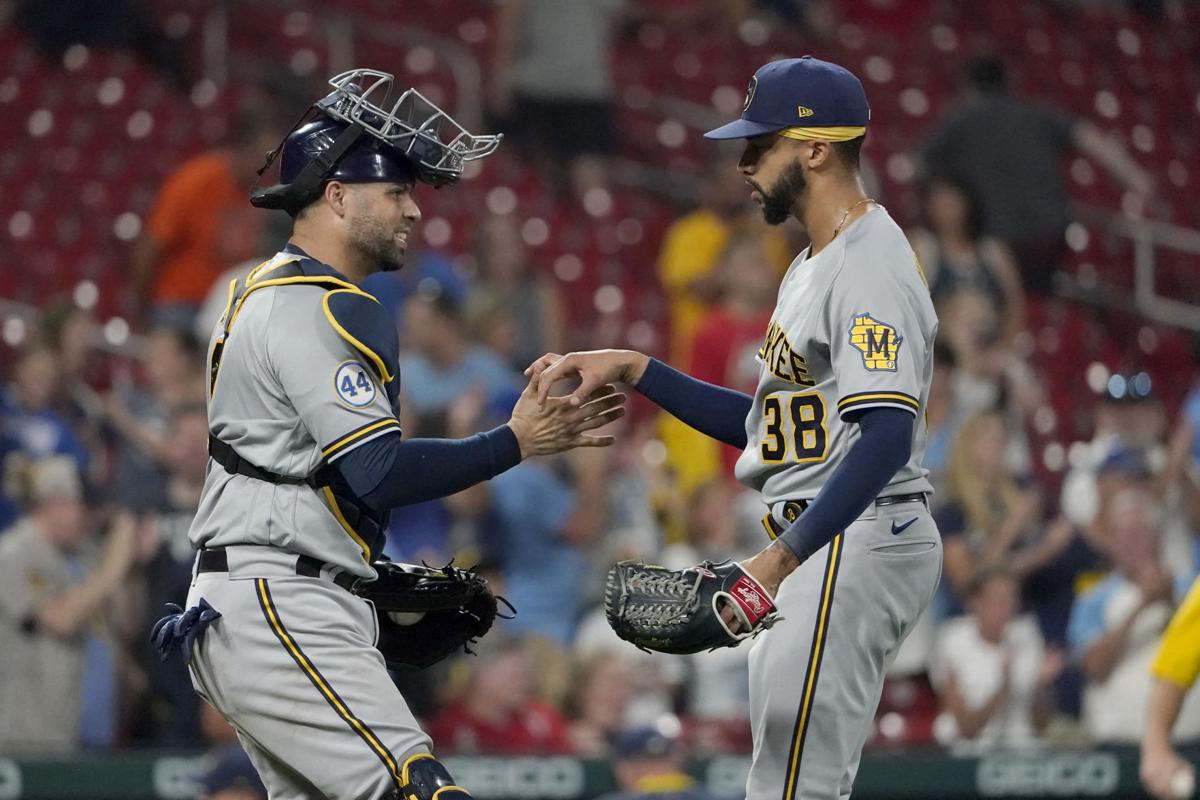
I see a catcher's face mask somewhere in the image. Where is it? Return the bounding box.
[252,68,502,214]
[320,69,501,187]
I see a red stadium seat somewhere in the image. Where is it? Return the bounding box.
[2,0,1193,405]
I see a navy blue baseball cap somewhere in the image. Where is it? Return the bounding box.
[705,56,870,140]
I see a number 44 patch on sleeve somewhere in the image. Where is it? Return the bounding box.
[334,361,378,407]
[848,313,903,371]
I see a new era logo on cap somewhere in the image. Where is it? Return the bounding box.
[707,55,870,140]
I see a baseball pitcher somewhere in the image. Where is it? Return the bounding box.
[532,57,941,799]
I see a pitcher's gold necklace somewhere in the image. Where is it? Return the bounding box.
[833,197,876,239]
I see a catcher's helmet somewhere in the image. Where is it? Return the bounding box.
[252,69,502,216]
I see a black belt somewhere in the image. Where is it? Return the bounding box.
[197,548,359,592]
[762,492,927,539]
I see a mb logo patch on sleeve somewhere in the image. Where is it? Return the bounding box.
[848,313,903,371]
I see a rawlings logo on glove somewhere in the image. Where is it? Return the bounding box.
[604,559,781,655]
[731,576,771,617]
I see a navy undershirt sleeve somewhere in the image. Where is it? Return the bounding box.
[335,426,521,515]
[634,358,752,449]
[777,407,915,562]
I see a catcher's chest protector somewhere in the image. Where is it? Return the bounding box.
[201,249,402,565]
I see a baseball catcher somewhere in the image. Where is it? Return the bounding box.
[152,67,624,800]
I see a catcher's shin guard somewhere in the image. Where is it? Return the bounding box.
[392,753,472,800]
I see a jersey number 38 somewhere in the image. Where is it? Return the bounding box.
[760,392,828,463]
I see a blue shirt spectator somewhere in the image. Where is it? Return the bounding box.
[0,400,88,468]
[399,348,523,418]
[1067,572,1194,658]
[0,346,90,531]
[489,460,582,644]
[398,291,522,418]
[1065,488,1200,743]
[363,249,469,321]
[1182,384,1200,466]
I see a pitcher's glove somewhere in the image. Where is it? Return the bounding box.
[604,559,781,655]
[355,562,511,670]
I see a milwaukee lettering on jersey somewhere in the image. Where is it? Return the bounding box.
[757,320,816,387]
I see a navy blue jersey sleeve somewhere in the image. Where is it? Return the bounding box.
[634,358,752,449]
[334,427,521,514]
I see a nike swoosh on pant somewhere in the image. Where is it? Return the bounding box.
[891,517,918,535]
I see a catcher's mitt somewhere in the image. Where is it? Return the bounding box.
[604,560,780,654]
[355,561,510,670]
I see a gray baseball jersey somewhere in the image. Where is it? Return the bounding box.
[734,206,936,506]
[188,249,402,579]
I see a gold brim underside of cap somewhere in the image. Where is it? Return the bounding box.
[779,126,867,142]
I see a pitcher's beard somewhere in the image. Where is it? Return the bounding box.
[760,162,806,226]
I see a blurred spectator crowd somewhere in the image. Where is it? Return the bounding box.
[1,0,1200,789]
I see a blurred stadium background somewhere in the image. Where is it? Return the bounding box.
[1,0,1199,798]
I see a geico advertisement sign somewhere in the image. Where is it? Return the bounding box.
[977,753,1121,797]
[442,757,587,798]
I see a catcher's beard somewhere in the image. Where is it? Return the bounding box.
[348,209,405,272]
[759,161,807,226]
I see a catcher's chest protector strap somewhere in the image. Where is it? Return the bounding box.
[207,434,328,488]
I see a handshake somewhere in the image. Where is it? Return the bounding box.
[503,349,649,459]
[507,350,785,656]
